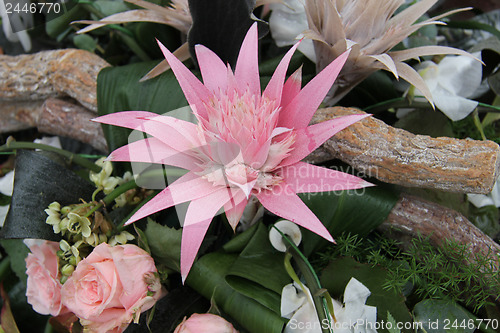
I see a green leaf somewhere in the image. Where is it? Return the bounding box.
[0,240,29,286]
[0,151,97,241]
[468,205,500,238]
[395,109,454,138]
[73,34,98,52]
[0,194,10,206]
[225,223,290,313]
[187,252,286,333]
[413,299,477,333]
[144,219,182,272]
[387,312,402,333]
[299,186,399,256]
[46,3,85,39]
[96,61,189,152]
[320,257,413,333]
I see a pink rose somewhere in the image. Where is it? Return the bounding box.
[174,313,239,333]
[25,239,68,316]
[61,243,162,333]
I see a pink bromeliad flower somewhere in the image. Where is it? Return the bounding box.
[94,23,372,281]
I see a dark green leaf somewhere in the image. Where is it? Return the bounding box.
[0,240,29,285]
[73,34,98,52]
[187,0,262,68]
[299,186,399,256]
[225,222,290,313]
[46,3,85,39]
[0,194,10,206]
[395,109,454,138]
[97,61,189,152]
[187,252,286,333]
[222,221,259,253]
[413,299,477,333]
[144,219,182,272]
[320,257,412,333]
[0,151,96,240]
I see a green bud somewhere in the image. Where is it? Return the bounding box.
[61,264,75,276]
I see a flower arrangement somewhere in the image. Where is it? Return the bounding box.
[1,0,500,333]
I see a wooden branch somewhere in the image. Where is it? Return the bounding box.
[38,99,108,152]
[379,193,500,271]
[310,107,500,194]
[0,98,107,152]
[0,49,109,112]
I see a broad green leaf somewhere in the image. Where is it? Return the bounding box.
[0,151,96,241]
[320,257,412,333]
[299,186,399,256]
[225,223,290,313]
[187,252,286,333]
[144,219,182,272]
[0,240,29,285]
[46,3,84,39]
[395,109,454,138]
[222,221,260,253]
[97,61,189,152]
[73,34,98,52]
[92,0,129,17]
[413,299,477,333]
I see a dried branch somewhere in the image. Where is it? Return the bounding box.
[379,193,500,272]
[310,107,500,194]
[0,49,109,112]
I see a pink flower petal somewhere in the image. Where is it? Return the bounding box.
[181,187,236,281]
[280,114,370,167]
[157,39,212,119]
[235,23,260,97]
[280,162,374,193]
[125,172,220,225]
[224,190,248,230]
[280,66,302,108]
[93,112,197,151]
[279,50,350,129]
[108,137,201,170]
[195,44,228,96]
[263,42,300,103]
[256,188,333,242]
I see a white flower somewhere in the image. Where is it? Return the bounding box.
[269,0,316,62]
[281,278,377,333]
[411,52,483,121]
[467,175,500,208]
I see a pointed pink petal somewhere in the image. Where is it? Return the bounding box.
[278,50,350,129]
[125,172,220,225]
[256,189,333,242]
[93,112,198,151]
[281,114,370,167]
[280,162,374,193]
[157,39,212,119]
[143,114,201,152]
[108,137,201,170]
[180,187,236,281]
[263,42,300,103]
[280,66,302,108]
[234,23,260,96]
[195,44,228,96]
[224,190,248,230]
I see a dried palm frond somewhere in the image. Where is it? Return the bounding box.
[304,0,476,105]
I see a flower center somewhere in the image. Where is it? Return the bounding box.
[194,90,294,194]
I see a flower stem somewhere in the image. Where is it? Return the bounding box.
[83,179,138,218]
[0,141,101,172]
[273,226,334,333]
